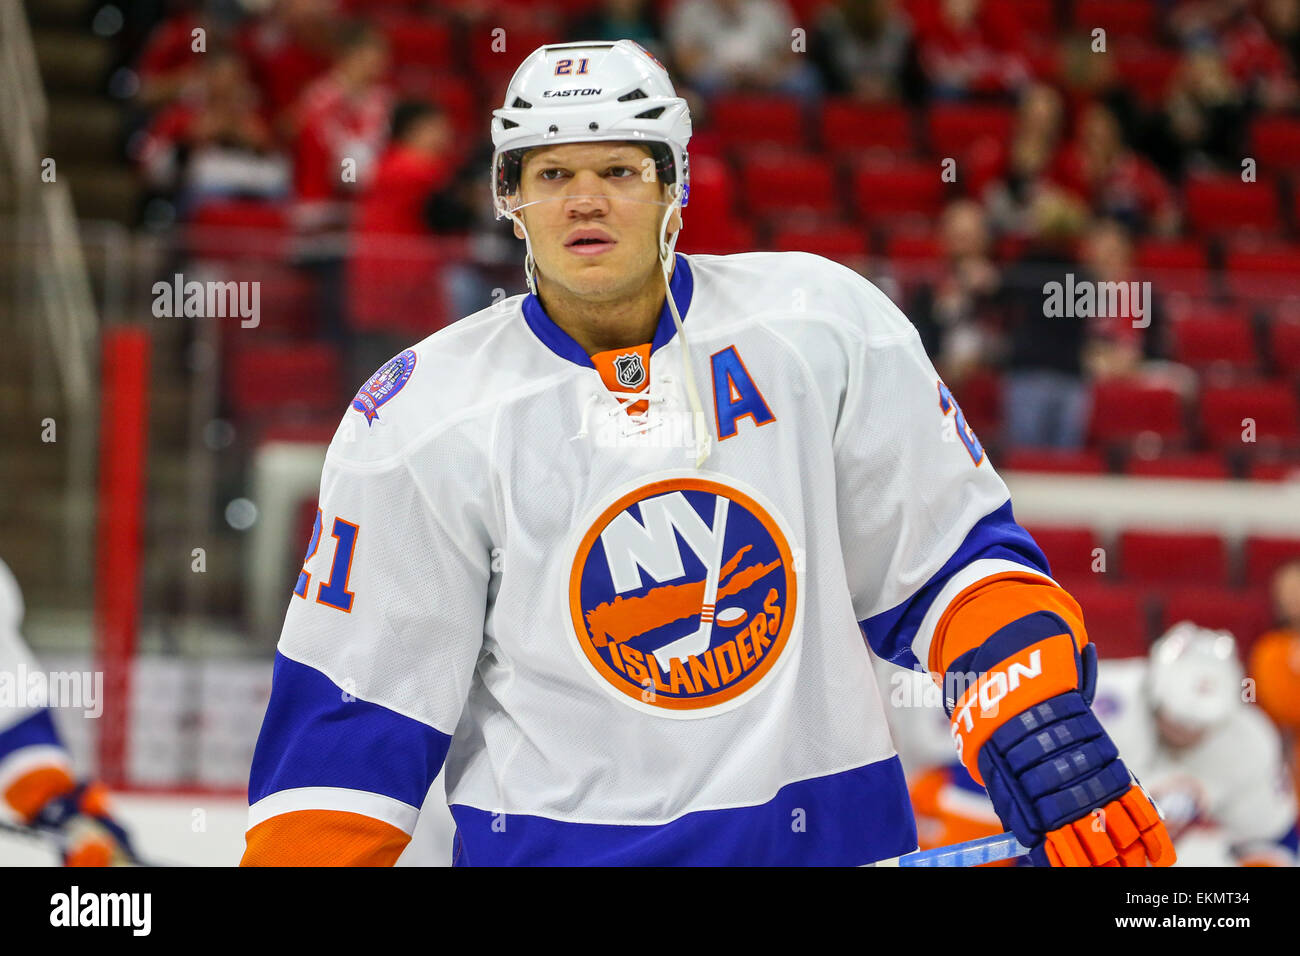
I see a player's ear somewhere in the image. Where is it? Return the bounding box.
[512,218,525,241]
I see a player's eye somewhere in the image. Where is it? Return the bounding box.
[606,166,636,178]
[538,167,569,181]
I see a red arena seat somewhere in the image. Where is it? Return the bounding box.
[927,104,1016,156]
[1119,529,1228,587]
[1022,524,1100,578]
[1087,380,1186,446]
[853,159,946,225]
[1185,174,1281,235]
[1065,583,1152,659]
[738,153,836,216]
[1200,382,1300,448]
[819,100,913,155]
[1244,535,1300,586]
[1158,586,1274,653]
[712,95,807,150]
[770,224,869,262]
[1169,308,1257,371]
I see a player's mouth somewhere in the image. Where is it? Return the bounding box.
[564,229,617,256]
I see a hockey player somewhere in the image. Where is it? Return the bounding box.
[0,558,135,866]
[885,622,1298,866]
[242,39,1173,866]
[1094,623,1297,865]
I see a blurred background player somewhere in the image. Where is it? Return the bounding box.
[0,558,135,866]
[881,620,1299,866]
[1095,622,1298,866]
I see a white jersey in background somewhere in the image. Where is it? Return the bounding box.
[880,652,1299,866]
[0,557,73,818]
[1091,658,1298,866]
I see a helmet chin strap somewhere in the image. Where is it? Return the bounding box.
[657,184,712,469]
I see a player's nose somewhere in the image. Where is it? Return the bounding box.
[563,170,612,215]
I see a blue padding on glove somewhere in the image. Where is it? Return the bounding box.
[978,686,1132,866]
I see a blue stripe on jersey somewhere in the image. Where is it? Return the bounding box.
[248,652,450,808]
[521,253,694,368]
[447,755,915,866]
[0,709,64,763]
[859,499,1050,671]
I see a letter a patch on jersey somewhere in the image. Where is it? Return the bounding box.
[710,346,775,440]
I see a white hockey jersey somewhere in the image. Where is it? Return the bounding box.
[0,557,72,810]
[247,251,1053,865]
[1090,658,1299,865]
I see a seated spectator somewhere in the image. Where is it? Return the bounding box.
[999,188,1092,450]
[666,0,821,99]
[1079,218,1171,382]
[1249,559,1300,802]
[912,0,1028,101]
[570,0,664,54]
[135,0,234,111]
[1144,48,1250,181]
[1055,102,1179,236]
[906,200,1004,386]
[810,0,922,103]
[983,81,1066,236]
[291,24,393,230]
[1262,0,1300,80]
[238,0,338,133]
[133,48,286,214]
[347,101,461,379]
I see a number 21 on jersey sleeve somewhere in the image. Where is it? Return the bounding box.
[293,507,359,613]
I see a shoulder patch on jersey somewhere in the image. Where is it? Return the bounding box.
[352,349,417,426]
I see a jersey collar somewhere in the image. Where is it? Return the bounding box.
[520,253,694,369]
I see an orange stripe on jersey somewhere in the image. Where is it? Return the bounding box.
[927,572,1089,677]
[241,809,411,867]
[4,764,75,823]
[591,343,652,416]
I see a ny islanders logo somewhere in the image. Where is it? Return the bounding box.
[569,475,798,714]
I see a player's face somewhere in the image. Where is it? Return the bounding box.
[514,142,680,300]
[1154,709,1207,748]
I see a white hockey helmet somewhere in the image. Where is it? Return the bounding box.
[1146,621,1244,728]
[490,39,692,219]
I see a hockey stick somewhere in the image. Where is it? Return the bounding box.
[0,817,168,867]
[876,831,1032,867]
[654,495,730,671]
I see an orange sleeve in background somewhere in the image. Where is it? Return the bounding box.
[1249,630,1300,730]
[4,764,76,823]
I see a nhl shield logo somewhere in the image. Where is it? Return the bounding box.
[568,474,799,716]
[613,352,646,389]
